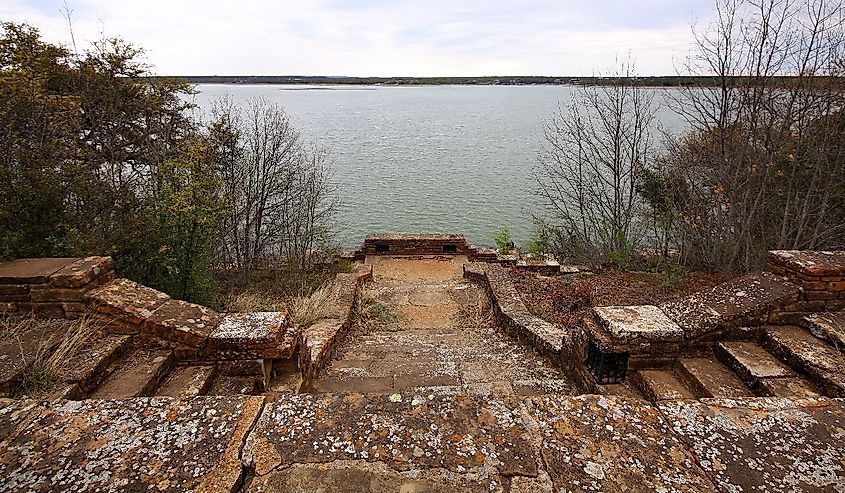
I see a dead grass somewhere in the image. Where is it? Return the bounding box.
[353,289,403,333]
[289,285,333,328]
[3,314,103,397]
[452,291,495,329]
[224,291,287,312]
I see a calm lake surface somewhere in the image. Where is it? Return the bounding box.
[190,84,686,248]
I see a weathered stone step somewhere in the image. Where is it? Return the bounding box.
[758,376,821,398]
[677,357,754,398]
[0,318,70,396]
[630,369,694,401]
[715,341,794,390]
[88,348,174,399]
[801,311,845,353]
[207,374,263,395]
[762,325,845,397]
[155,365,216,398]
[59,332,132,396]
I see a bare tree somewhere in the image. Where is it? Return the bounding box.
[208,97,338,271]
[535,60,656,265]
[665,0,845,271]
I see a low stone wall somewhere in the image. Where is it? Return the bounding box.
[462,262,593,390]
[767,250,845,316]
[298,265,373,381]
[0,257,115,318]
[359,233,475,257]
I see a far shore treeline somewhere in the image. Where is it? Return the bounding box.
[155,75,845,88]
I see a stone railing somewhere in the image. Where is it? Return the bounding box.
[298,265,373,381]
[463,262,593,389]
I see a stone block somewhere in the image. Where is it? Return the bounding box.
[768,250,845,277]
[661,271,798,340]
[593,305,684,343]
[48,256,113,288]
[0,285,28,299]
[0,258,78,285]
[799,312,844,355]
[29,286,87,303]
[30,302,65,318]
[0,396,264,492]
[206,312,296,359]
[144,299,221,347]
[243,393,536,477]
[529,394,714,491]
[658,397,845,492]
[300,318,345,377]
[85,278,170,326]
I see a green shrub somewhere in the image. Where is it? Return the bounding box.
[494,228,512,255]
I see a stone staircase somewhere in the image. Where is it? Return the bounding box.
[624,315,844,401]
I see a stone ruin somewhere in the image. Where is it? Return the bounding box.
[0,235,843,492]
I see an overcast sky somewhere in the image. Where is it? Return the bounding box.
[3,0,716,76]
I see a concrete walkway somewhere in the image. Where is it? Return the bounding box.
[310,256,572,397]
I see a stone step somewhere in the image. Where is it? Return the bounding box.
[801,311,845,353]
[715,341,794,390]
[758,376,821,398]
[762,325,845,397]
[630,369,695,401]
[60,332,133,395]
[88,348,174,399]
[206,374,263,395]
[155,365,216,398]
[676,357,754,398]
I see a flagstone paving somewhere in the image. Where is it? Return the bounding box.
[310,256,573,398]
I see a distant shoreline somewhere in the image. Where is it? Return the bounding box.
[153,75,720,87]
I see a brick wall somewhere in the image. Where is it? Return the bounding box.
[767,250,845,313]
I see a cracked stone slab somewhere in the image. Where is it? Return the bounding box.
[0,395,264,492]
[593,305,684,343]
[763,326,845,397]
[658,397,845,492]
[0,258,78,285]
[85,278,170,326]
[715,341,795,383]
[244,393,537,478]
[207,312,296,359]
[144,299,221,347]
[527,394,714,492]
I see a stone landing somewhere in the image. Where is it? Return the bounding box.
[310,256,572,397]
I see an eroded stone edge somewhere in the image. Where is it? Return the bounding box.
[196,395,266,493]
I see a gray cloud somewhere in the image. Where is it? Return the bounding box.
[2,0,716,75]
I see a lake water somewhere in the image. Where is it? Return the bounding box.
[190,84,686,248]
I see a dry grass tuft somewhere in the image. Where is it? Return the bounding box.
[224,291,286,312]
[353,289,403,333]
[8,314,102,396]
[289,285,333,328]
[452,291,495,329]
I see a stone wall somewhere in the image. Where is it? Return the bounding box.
[462,262,594,390]
[767,250,845,317]
[0,257,115,318]
[348,233,499,261]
